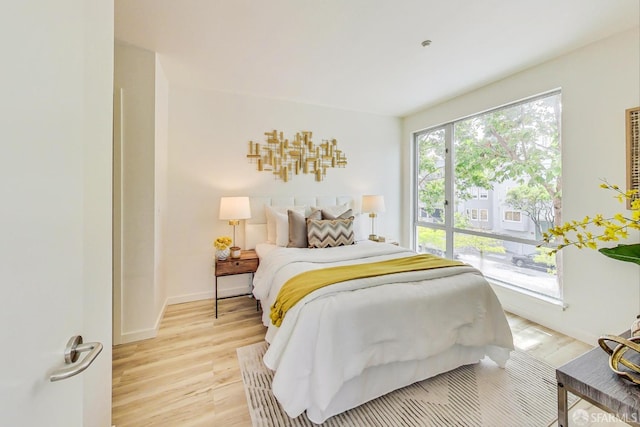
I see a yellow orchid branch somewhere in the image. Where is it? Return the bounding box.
[541,181,639,255]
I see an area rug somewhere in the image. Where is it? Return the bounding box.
[237,342,578,426]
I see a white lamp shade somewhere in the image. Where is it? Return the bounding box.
[361,195,385,213]
[219,196,251,220]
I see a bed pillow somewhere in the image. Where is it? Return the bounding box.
[307,217,355,248]
[274,211,290,247]
[321,208,353,220]
[287,209,321,248]
[265,205,305,244]
[323,209,368,241]
[352,213,368,241]
[312,203,350,218]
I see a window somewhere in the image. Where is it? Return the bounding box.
[414,91,562,299]
[504,210,522,222]
[467,208,489,222]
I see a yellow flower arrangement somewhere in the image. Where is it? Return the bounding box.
[545,182,640,384]
[214,236,232,251]
[541,181,640,264]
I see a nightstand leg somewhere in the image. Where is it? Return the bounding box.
[215,276,218,319]
[557,382,568,427]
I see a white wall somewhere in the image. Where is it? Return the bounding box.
[114,43,168,343]
[403,28,640,343]
[165,87,402,301]
[155,57,169,325]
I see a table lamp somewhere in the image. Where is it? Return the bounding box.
[219,196,251,258]
[361,195,385,241]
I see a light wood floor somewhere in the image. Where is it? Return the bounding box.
[112,297,595,427]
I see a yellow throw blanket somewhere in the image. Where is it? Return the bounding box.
[270,254,465,327]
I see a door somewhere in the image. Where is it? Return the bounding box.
[0,2,113,427]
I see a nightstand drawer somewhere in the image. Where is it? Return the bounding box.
[216,258,258,276]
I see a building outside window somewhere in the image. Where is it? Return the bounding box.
[414,90,562,300]
[504,210,522,222]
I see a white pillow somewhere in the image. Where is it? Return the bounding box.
[275,211,290,247]
[353,213,369,241]
[265,205,305,244]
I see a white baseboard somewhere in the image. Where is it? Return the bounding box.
[165,284,251,306]
[166,290,214,306]
[116,298,168,345]
[118,328,157,344]
[217,283,252,299]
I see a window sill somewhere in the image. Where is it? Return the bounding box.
[487,278,567,310]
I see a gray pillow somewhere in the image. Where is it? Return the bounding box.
[287,209,321,248]
[321,208,353,220]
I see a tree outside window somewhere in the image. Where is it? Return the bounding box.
[415,91,562,299]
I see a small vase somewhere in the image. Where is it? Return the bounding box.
[216,248,230,261]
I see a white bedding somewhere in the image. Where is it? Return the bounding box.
[252,241,514,423]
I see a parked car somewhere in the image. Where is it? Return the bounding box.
[419,245,444,257]
[511,253,554,271]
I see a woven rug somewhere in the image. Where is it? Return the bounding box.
[237,342,578,426]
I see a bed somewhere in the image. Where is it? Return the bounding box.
[245,196,514,424]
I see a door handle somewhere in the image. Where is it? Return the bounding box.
[50,335,103,382]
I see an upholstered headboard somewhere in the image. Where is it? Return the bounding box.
[245,196,355,249]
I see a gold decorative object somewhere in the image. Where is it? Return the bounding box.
[598,334,640,385]
[597,316,640,385]
[246,130,347,182]
[626,107,640,208]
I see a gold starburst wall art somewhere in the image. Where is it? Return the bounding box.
[246,130,347,182]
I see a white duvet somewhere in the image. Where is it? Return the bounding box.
[252,241,514,423]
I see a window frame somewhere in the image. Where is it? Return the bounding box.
[413,89,562,300]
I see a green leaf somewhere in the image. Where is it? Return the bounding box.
[599,244,640,265]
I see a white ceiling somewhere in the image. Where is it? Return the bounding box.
[115,0,639,117]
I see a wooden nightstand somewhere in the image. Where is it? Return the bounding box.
[214,249,259,318]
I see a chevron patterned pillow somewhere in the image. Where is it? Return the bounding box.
[306,217,355,248]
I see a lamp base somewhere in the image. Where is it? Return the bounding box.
[230,246,241,258]
[368,213,378,242]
